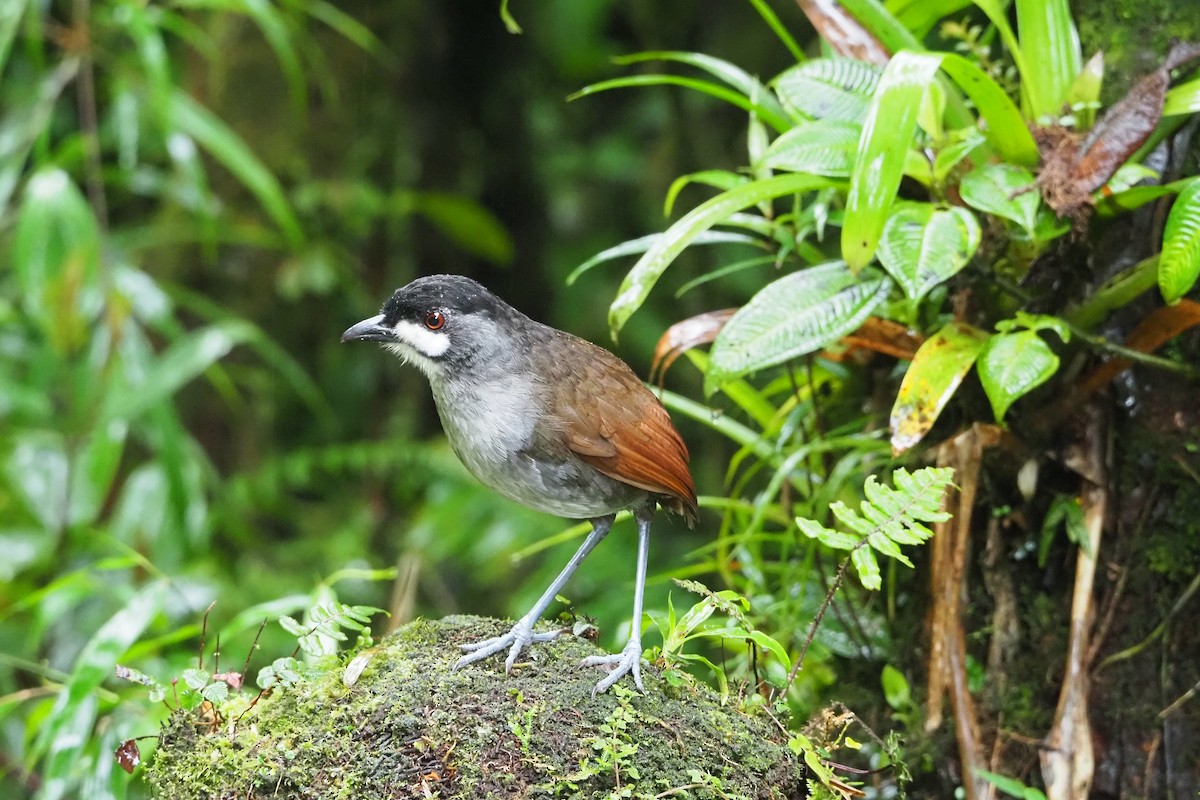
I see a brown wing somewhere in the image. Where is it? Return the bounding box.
[536,331,698,525]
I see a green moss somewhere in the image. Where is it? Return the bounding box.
[146,616,806,799]
[1075,0,1200,105]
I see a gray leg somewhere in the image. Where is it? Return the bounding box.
[581,503,653,695]
[454,515,615,675]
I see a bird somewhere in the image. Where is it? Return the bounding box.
[341,274,697,693]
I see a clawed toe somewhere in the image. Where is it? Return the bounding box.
[453,621,564,675]
[581,640,646,695]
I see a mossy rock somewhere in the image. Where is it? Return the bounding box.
[146,615,806,799]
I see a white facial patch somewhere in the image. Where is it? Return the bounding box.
[383,319,451,379]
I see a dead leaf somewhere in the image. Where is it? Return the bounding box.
[795,0,890,66]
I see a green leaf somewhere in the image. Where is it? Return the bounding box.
[1158,179,1200,303]
[615,51,791,131]
[102,320,257,423]
[609,173,836,336]
[400,191,514,265]
[664,170,749,216]
[881,664,912,710]
[5,432,69,532]
[32,582,166,797]
[842,51,944,273]
[570,75,791,133]
[959,163,1040,236]
[888,0,974,38]
[773,58,881,123]
[890,323,990,453]
[1164,76,1200,117]
[12,169,102,352]
[1015,0,1081,122]
[938,53,1040,166]
[0,0,28,76]
[977,330,1063,423]
[167,90,304,248]
[706,262,889,393]
[69,420,129,527]
[569,230,761,286]
[877,203,981,301]
[760,119,860,177]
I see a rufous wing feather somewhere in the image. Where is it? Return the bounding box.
[544,333,698,525]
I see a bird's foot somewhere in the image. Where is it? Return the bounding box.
[453,618,562,676]
[580,637,645,695]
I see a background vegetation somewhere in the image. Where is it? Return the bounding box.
[1,1,1198,798]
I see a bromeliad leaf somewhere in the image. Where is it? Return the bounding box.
[608,173,836,337]
[797,467,954,590]
[773,58,881,123]
[959,163,1040,236]
[890,322,989,454]
[842,51,944,273]
[1158,179,1200,303]
[760,119,860,177]
[705,261,890,394]
[877,203,981,302]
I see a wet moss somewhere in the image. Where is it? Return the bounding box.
[146,615,806,799]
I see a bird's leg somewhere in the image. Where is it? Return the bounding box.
[581,503,653,695]
[454,514,615,676]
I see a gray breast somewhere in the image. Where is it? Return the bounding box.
[431,373,645,519]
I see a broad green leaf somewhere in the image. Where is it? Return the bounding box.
[616,51,790,130]
[1064,51,1104,129]
[5,432,69,532]
[706,262,889,393]
[102,320,257,422]
[1095,176,1198,217]
[1164,77,1200,117]
[1103,163,1158,195]
[12,169,102,353]
[977,331,1061,423]
[570,75,792,133]
[167,90,304,248]
[773,58,881,123]
[877,203,981,301]
[890,322,990,454]
[609,173,836,336]
[760,120,860,177]
[836,0,923,54]
[959,163,1040,235]
[842,51,944,273]
[569,230,761,286]
[1015,0,1081,121]
[1159,179,1200,303]
[938,54,1040,166]
[33,582,167,797]
[881,663,912,710]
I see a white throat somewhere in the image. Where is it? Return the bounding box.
[383,319,451,379]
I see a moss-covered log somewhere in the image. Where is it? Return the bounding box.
[146,616,806,799]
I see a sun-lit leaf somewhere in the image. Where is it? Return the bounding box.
[890,323,989,454]
[706,262,890,393]
[1158,179,1200,304]
[842,51,944,273]
[664,170,749,216]
[959,163,1040,236]
[1164,76,1200,117]
[877,203,981,301]
[609,173,836,336]
[977,330,1062,423]
[760,119,860,177]
[937,54,1040,166]
[1065,50,1104,130]
[888,0,973,39]
[773,58,882,123]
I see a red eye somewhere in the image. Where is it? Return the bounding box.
[424,311,446,330]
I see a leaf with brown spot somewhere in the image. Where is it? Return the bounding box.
[890,323,990,455]
[836,317,924,361]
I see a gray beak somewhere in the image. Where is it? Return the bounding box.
[340,314,393,343]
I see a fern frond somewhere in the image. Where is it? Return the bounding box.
[797,466,954,589]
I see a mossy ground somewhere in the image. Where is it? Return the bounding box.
[146,615,806,799]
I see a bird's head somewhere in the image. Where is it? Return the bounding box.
[341,274,524,381]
